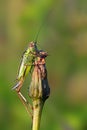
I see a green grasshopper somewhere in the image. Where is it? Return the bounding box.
[12,11,51,92]
[12,41,39,92]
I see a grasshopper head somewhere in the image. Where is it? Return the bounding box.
[29,41,38,55]
[29,41,36,48]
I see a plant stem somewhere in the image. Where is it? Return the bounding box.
[32,99,44,130]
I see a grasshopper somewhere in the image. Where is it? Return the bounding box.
[12,41,39,92]
[12,10,51,92]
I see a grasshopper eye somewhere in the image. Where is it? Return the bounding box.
[29,42,35,48]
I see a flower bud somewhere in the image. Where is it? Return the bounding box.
[29,64,50,102]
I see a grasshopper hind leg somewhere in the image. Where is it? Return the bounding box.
[12,78,24,92]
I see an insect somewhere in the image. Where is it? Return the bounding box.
[12,42,39,92]
[12,10,51,92]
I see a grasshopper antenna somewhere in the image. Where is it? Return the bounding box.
[34,9,52,44]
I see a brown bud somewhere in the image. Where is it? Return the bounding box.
[29,64,50,102]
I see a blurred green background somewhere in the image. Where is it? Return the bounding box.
[0,0,87,130]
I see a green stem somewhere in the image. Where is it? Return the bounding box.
[32,99,44,130]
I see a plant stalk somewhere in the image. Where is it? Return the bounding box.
[32,99,44,130]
